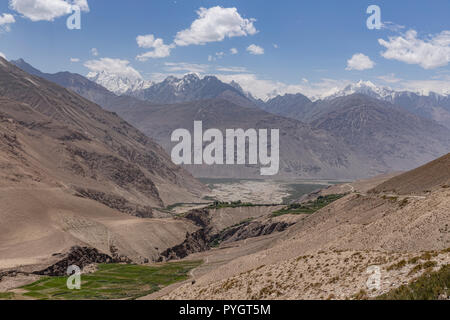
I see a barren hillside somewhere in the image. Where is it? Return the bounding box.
[159,158,450,300]
[0,57,207,269]
[371,153,450,195]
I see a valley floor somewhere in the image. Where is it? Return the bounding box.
[1,174,449,300]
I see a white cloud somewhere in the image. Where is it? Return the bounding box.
[381,21,405,32]
[9,0,89,22]
[379,30,450,69]
[216,73,352,101]
[246,44,264,55]
[164,62,209,73]
[216,66,248,73]
[174,6,257,46]
[377,73,401,84]
[136,7,257,60]
[84,58,142,80]
[0,13,15,25]
[346,53,375,71]
[273,44,278,49]
[70,57,80,62]
[91,48,99,56]
[0,13,15,31]
[207,52,226,62]
[400,79,450,96]
[136,34,173,60]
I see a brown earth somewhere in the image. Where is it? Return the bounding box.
[0,57,206,212]
[371,153,450,195]
[0,57,208,271]
[149,159,450,300]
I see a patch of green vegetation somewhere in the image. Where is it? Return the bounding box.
[20,260,202,300]
[208,200,278,209]
[282,183,328,204]
[377,264,450,300]
[0,292,16,300]
[272,194,345,217]
[387,260,407,271]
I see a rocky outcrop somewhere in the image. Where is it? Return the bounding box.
[210,220,294,245]
[33,246,129,276]
[158,230,211,262]
[75,188,154,218]
[158,209,295,261]
[184,209,211,228]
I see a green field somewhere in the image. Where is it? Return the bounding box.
[0,292,15,300]
[208,200,278,209]
[272,194,345,217]
[15,260,201,300]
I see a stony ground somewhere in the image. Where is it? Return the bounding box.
[164,249,450,300]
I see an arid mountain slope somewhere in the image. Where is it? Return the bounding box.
[0,57,211,269]
[10,59,154,119]
[110,98,376,179]
[11,59,258,109]
[311,95,450,172]
[0,188,198,270]
[372,153,450,195]
[0,57,205,209]
[161,157,450,300]
[259,94,450,171]
[262,93,314,120]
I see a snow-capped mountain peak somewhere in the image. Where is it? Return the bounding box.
[326,80,397,100]
[87,71,153,96]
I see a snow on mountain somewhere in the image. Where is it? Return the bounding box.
[325,81,397,101]
[87,71,153,96]
[325,80,449,102]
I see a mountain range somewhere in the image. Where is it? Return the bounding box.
[9,58,450,179]
[262,81,450,129]
[88,70,450,129]
[14,58,450,128]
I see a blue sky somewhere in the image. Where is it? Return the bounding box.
[1,0,449,99]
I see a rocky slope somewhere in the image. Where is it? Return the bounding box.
[311,95,450,172]
[159,156,450,300]
[326,81,450,129]
[371,153,450,195]
[111,98,376,179]
[158,205,293,262]
[11,60,448,180]
[0,57,207,269]
[0,57,206,208]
